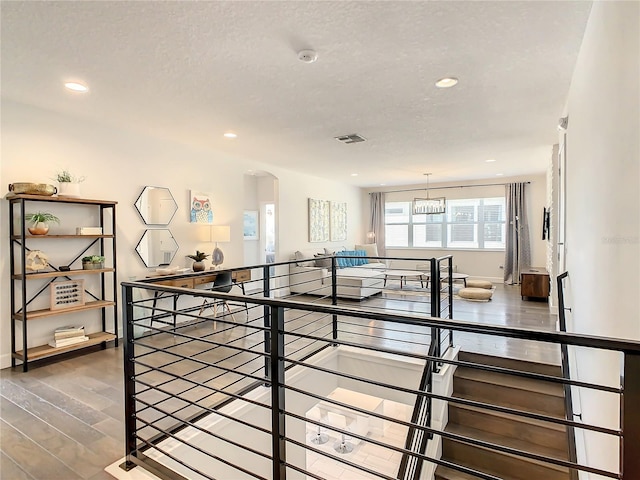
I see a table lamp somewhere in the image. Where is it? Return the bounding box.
[210,225,231,268]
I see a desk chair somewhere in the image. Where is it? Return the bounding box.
[198,271,237,325]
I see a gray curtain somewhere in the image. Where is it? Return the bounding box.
[504,183,531,284]
[369,192,386,256]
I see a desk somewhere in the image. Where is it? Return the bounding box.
[149,269,251,293]
[145,268,251,329]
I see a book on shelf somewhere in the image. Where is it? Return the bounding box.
[53,325,85,340]
[48,336,90,348]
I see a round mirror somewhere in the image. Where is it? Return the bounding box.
[134,186,178,225]
[135,229,179,267]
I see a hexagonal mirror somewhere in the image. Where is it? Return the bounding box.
[134,186,178,225]
[135,229,179,267]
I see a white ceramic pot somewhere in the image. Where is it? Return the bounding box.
[58,182,81,197]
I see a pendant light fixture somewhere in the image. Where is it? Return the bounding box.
[413,173,446,215]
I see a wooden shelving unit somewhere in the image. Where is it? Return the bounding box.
[8,193,118,371]
[13,331,117,361]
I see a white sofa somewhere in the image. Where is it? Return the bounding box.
[288,246,386,300]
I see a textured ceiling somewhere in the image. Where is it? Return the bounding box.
[1,1,592,187]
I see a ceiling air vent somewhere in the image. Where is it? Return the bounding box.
[335,134,366,144]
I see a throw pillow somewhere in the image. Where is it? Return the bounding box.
[354,249,368,266]
[314,254,332,268]
[294,250,314,267]
[355,244,378,258]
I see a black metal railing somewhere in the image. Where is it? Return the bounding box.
[557,271,579,480]
[119,259,639,480]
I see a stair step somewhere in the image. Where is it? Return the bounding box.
[435,465,501,480]
[455,366,565,397]
[446,423,569,463]
[454,367,566,417]
[442,429,571,480]
[449,398,568,451]
[459,351,562,377]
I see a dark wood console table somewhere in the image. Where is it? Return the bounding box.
[520,267,550,300]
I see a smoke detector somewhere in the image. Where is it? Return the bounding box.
[335,134,366,144]
[298,49,318,63]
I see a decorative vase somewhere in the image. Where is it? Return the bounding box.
[58,182,81,198]
[28,222,49,235]
[192,261,205,272]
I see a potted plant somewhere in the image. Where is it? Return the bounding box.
[55,169,85,198]
[25,211,60,235]
[187,250,209,272]
[82,255,105,270]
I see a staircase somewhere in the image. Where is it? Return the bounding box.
[435,352,571,480]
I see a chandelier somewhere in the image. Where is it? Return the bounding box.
[412,173,446,215]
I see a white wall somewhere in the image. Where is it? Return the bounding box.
[362,174,549,280]
[563,1,640,476]
[0,100,363,368]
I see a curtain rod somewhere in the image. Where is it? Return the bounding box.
[371,181,531,194]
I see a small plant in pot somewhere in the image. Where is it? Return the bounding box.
[82,255,105,270]
[25,212,60,235]
[187,251,209,272]
[55,169,85,198]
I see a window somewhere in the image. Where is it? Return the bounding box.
[384,197,506,249]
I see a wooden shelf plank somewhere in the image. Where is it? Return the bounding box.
[12,234,115,239]
[6,193,117,205]
[13,268,115,280]
[13,300,116,320]
[14,332,116,361]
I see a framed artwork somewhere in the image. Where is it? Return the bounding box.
[189,190,214,224]
[330,201,347,241]
[243,210,259,240]
[308,198,330,242]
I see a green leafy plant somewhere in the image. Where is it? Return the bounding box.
[82,255,105,263]
[186,250,209,262]
[25,212,60,226]
[54,169,85,183]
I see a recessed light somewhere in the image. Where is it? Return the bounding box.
[223,132,237,139]
[64,82,88,92]
[496,173,504,176]
[435,77,458,88]
[485,159,497,163]
[351,173,358,177]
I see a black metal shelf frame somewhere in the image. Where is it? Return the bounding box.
[8,194,119,371]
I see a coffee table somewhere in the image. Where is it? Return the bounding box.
[441,272,469,287]
[383,269,427,289]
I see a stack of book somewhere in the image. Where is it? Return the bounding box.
[48,325,88,348]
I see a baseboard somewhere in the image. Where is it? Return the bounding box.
[0,353,12,370]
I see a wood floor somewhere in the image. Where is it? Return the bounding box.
[0,283,557,480]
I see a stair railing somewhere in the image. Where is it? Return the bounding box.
[396,257,450,480]
[557,271,579,480]
[397,339,437,480]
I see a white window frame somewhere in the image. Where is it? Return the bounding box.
[384,197,506,250]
